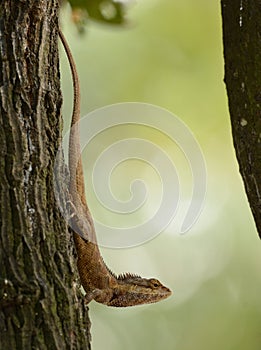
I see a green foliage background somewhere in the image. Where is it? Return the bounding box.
[60,1,261,349]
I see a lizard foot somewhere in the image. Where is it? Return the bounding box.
[84,289,103,305]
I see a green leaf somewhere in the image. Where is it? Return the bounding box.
[67,0,126,25]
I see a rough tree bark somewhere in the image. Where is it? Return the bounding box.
[0,1,91,348]
[221,1,261,238]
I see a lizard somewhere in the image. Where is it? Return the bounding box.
[59,30,172,307]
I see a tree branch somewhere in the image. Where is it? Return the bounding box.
[221,0,261,237]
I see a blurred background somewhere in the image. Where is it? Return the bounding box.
[60,1,261,349]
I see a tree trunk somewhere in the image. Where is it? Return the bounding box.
[0,1,91,348]
[221,1,261,238]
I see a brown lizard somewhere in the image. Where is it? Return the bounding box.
[59,30,172,306]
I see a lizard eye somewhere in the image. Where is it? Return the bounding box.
[150,279,161,288]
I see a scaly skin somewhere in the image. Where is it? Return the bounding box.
[59,30,172,306]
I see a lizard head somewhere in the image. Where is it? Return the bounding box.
[107,273,172,307]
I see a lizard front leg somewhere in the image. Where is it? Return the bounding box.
[84,288,114,305]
